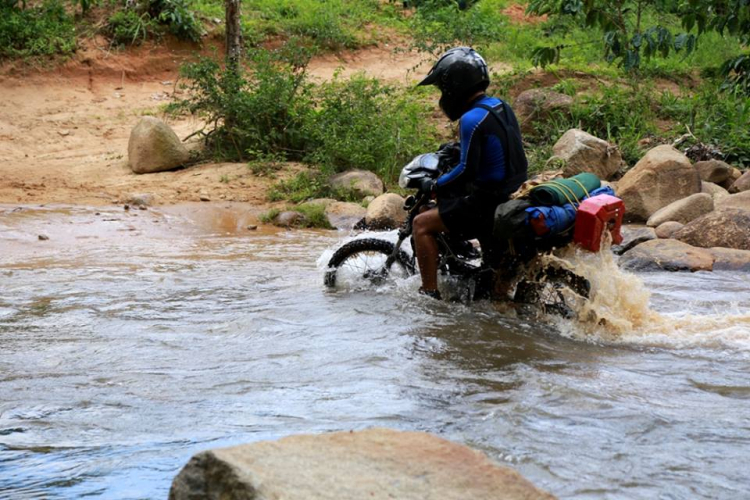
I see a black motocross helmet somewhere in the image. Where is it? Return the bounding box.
[417,47,490,121]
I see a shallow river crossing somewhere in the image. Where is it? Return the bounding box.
[1,205,749,499]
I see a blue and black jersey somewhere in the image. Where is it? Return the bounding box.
[436,95,527,200]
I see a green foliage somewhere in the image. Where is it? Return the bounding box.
[259,202,334,229]
[720,52,750,95]
[0,1,76,57]
[268,172,362,203]
[107,10,154,45]
[149,0,204,42]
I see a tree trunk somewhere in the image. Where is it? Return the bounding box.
[225,0,241,65]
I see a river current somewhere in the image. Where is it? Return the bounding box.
[1,205,749,499]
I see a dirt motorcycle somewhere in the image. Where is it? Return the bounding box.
[323,152,595,318]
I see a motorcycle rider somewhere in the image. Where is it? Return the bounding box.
[413,47,528,300]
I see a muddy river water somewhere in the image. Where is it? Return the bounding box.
[1,205,749,499]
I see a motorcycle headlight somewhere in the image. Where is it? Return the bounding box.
[398,169,410,189]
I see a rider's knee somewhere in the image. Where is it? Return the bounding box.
[413,213,431,237]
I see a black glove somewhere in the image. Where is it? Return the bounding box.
[418,178,437,196]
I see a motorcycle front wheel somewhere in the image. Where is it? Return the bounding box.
[324,238,416,289]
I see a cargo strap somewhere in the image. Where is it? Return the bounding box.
[531,178,591,209]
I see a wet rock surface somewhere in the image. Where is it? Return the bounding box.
[674,208,750,251]
[619,239,714,272]
[616,145,700,222]
[169,428,555,500]
[552,129,623,180]
[709,247,750,271]
[612,225,656,255]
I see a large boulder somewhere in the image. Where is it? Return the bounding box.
[673,208,750,250]
[701,181,730,202]
[128,117,189,174]
[709,247,750,271]
[716,190,750,211]
[619,239,714,272]
[325,201,366,230]
[169,429,555,500]
[329,170,384,198]
[729,170,750,193]
[645,192,713,227]
[616,145,700,222]
[655,221,684,239]
[551,129,623,180]
[513,88,573,135]
[694,159,733,184]
[365,193,407,230]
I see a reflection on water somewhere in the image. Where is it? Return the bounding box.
[1,205,750,499]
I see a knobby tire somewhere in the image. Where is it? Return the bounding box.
[324,238,416,288]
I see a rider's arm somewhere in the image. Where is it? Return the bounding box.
[435,109,484,189]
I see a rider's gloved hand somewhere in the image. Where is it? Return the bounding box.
[418,178,437,196]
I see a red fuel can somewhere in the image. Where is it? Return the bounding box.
[573,194,625,252]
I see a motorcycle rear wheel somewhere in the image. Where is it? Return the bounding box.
[324,238,416,289]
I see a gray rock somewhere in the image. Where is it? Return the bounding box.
[612,225,656,255]
[324,201,366,230]
[128,117,189,174]
[616,145,700,222]
[709,247,750,271]
[655,221,684,239]
[329,170,384,198]
[551,129,623,180]
[514,88,573,136]
[674,208,750,250]
[365,193,407,230]
[716,190,750,211]
[694,159,733,183]
[274,211,307,228]
[619,239,714,272]
[729,170,750,193]
[169,428,555,500]
[701,181,730,202]
[125,193,155,207]
[646,193,713,227]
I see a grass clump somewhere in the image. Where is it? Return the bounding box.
[267,172,361,203]
[105,0,204,47]
[0,1,76,57]
[259,203,333,229]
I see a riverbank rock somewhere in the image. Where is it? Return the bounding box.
[729,170,750,193]
[514,88,573,135]
[709,247,750,271]
[694,159,733,184]
[673,208,750,250]
[274,211,307,228]
[619,239,714,272]
[721,167,743,190]
[616,145,700,222]
[551,129,623,180]
[716,190,750,211]
[329,170,384,198]
[365,193,406,230]
[645,193,713,227]
[169,429,554,500]
[125,193,155,207]
[612,225,656,255]
[701,181,730,202]
[655,221,684,239]
[128,117,189,174]
[325,201,367,230]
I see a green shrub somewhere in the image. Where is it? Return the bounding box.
[0,1,76,57]
[149,0,204,42]
[107,10,154,46]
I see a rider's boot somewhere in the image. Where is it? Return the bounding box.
[419,287,442,300]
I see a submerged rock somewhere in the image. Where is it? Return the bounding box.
[616,145,700,222]
[274,210,307,228]
[619,239,714,272]
[169,428,555,500]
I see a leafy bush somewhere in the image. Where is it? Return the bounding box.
[0,1,76,57]
[105,0,203,46]
[107,10,154,46]
[410,0,507,53]
[149,0,204,42]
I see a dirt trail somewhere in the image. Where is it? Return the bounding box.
[0,40,429,207]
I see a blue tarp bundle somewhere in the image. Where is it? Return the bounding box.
[525,186,615,237]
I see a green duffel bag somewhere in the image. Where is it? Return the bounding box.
[528,172,601,207]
